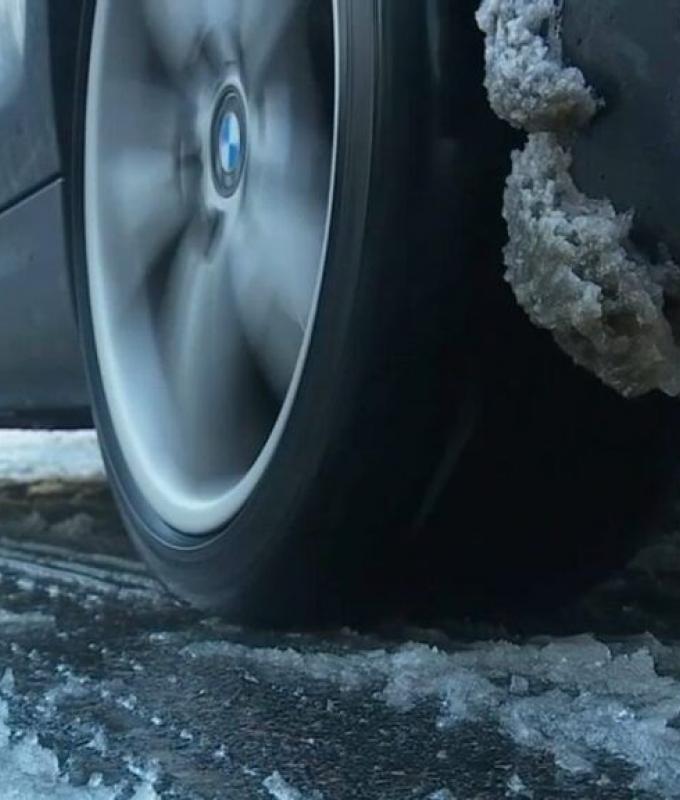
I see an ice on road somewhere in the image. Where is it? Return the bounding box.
[0,505,678,799]
[0,430,678,798]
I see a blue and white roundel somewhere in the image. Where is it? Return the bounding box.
[219,110,242,175]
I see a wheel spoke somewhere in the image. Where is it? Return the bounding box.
[228,70,330,394]
[229,193,326,395]
[159,221,266,474]
[239,0,299,90]
[98,61,182,157]
[142,0,237,84]
[105,145,192,309]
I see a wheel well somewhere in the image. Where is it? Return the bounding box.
[48,0,87,175]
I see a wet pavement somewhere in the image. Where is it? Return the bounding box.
[0,477,679,799]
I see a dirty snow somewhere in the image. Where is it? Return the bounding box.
[0,431,105,484]
[476,0,597,131]
[503,133,680,397]
[185,634,680,798]
[476,0,680,397]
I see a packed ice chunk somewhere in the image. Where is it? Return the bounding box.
[378,647,501,722]
[427,790,456,800]
[128,784,160,800]
[0,688,162,799]
[476,0,680,397]
[503,133,680,396]
[264,771,323,800]
[0,668,15,695]
[0,698,113,798]
[506,773,532,797]
[475,0,597,131]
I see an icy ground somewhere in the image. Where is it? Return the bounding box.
[0,431,104,484]
[0,432,679,798]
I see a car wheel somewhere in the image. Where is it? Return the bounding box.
[70,0,478,623]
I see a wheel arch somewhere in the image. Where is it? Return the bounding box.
[47,0,87,178]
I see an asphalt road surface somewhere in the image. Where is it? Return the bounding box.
[0,434,679,799]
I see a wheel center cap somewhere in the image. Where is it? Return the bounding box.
[211,88,247,197]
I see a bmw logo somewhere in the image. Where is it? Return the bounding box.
[211,88,247,197]
[220,111,242,175]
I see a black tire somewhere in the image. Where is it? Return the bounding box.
[70,0,485,624]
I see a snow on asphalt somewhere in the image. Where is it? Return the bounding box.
[3,590,680,799]
[0,430,679,797]
[0,638,160,799]
[0,431,160,798]
[183,634,680,798]
[0,692,158,799]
